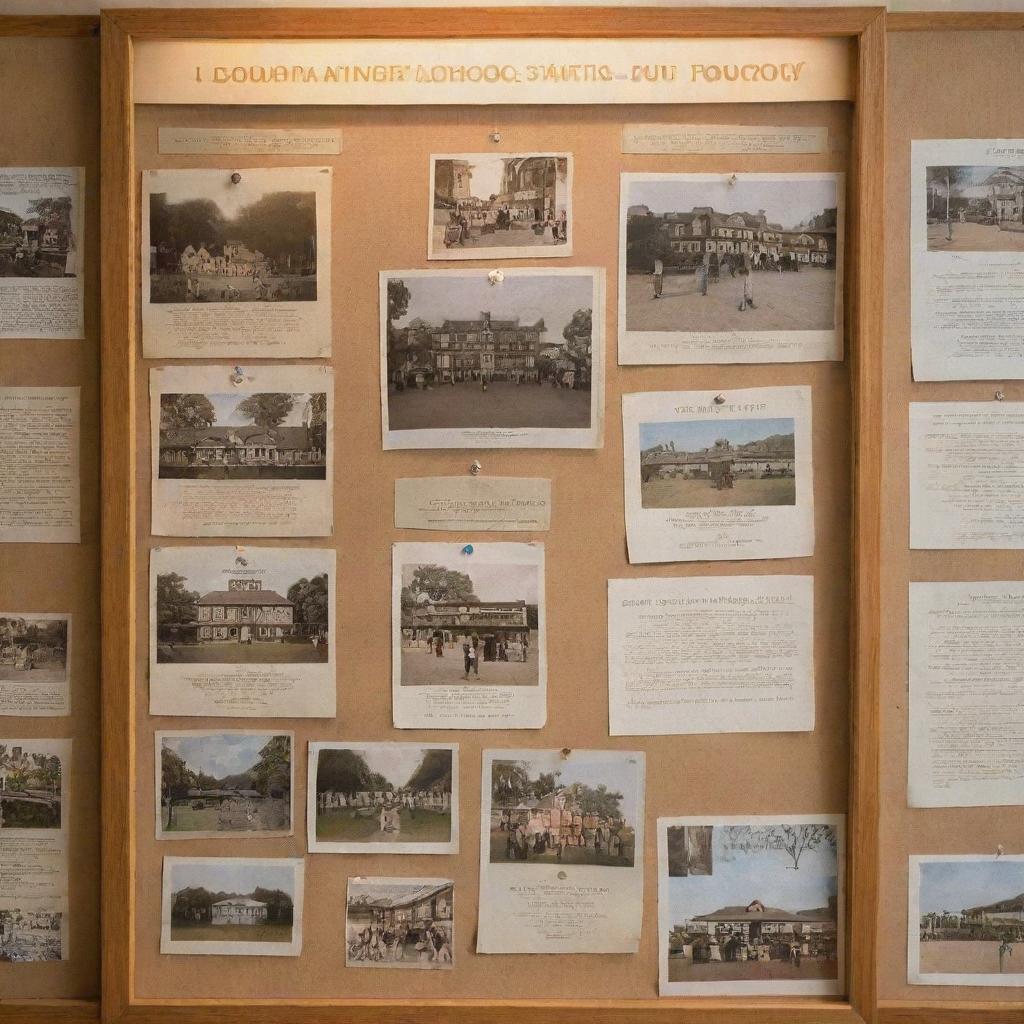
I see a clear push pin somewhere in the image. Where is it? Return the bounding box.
[713,394,726,405]
[469,459,482,475]
[229,366,245,385]
[728,174,738,187]
[487,269,504,286]
[490,130,502,144]
[995,390,1006,401]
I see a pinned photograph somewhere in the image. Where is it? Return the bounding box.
[157,732,293,840]
[924,163,1024,252]
[161,856,303,956]
[619,173,843,364]
[309,743,457,855]
[477,749,645,954]
[429,153,571,260]
[909,855,1024,985]
[381,268,603,449]
[658,816,844,996]
[150,365,334,538]
[141,167,331,357]
[149,546,335,718]
[346,878,454,969]
[392,542,546,730]
[0,900,66,962]
[0,740,65,832]
[0,167,84,339]
[0,614,70,716]
[623,387,813,564]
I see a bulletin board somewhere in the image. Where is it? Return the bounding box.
[99,7,884,1024]
[878,14,1024,1024]
[0,14,101,1024]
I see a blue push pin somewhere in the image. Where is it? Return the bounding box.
[461,544,474,555]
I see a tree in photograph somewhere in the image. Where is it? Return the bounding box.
[925,166,971,238]
[161,745,192,828]
[532,770,561,798]
[287,574,329,632]
[26,196,72,238]
[233,191,316,271]
[666,825,713,877]
[251,887,294,925]
[306,392,327,451]
[401,564,477,608]
[156,572,200,626]
[250,736,291,798]
[491,760,530,805]
[563,782,624,821]
[405,749,452,793]
[160,393,216,432]
[235,393,295,429]
[171,886,214,925]
[315,749,389,796]
[152,195,227,255]
[720,823,837,870]
[386,278,412,368]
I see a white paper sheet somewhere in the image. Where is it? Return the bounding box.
[0,613,70,716]
[622,124,828,155]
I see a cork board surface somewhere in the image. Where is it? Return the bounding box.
[132,97,853,1000]
[881,28,1024,1004]
[0,35,100,1001]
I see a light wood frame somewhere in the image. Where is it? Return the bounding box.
[99,7,884,1023]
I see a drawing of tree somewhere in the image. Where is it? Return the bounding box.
[235,393,295,429]
[721,823,836,870]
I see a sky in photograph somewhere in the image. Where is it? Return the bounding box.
[391,273,594,340]
[436,154,556,200]
[639,418,795,453]
[354,745,445,789]
[169,860,295,897]
[627,178,836,229]
[157,547,330,599]
[402,558,539,603]
[928,164,1024,199]
[0,192,73,220]
[665,826,838,924]
[163,733,284,780]
[150,175,312,221]
[348,880,448,907]
[178,392,318,428]
[919,860,1024,914]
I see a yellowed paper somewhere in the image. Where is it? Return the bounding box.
[395,477,551,532]
[158,127,342,155]
[0,613,71,716]
[622,124,827,155]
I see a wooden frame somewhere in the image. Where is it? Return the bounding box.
[99,7,883,1023]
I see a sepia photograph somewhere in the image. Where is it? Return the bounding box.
[382,268,602,449]
[157,732,293,840]
[659,816,844,996]
[0,614,69,684]
[910,855,1024,984]
[638,417,796,509]
[0,903,64,963]
[0,740,63,831]
[161,856,303,956]
[345,878,454,969]
[488,753,639,868]
[429,153,571,260]
[0,185,79,280]
[925,164,1024,252]
[309,743,457,854]
[158,390,327,481]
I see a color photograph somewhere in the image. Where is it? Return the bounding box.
[925,164,1024,252]
[0,741,63,831]
[0,903,65,963]
[0,615,69,683]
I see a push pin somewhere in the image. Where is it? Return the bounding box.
[560,747,572,760]
[490,130,502,144]
[470,459,482,476]
[557,871,567,881]
[461,544,474,556]
[997,845,1005,858]
[995,390,1005,401]
[230,172,242,185]
[728,174,738,187]
[230,366,245,385]
[713,394,726,405]
[487,269,504,286]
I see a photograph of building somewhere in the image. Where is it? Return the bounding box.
[0,742,62,830]
[384,270,596,434]
[639,418,796,508]
[623,174,840,334]
[430,153,570,259]
[0,191,78,279]
[157,391,327,480]
[345,879,453,969]
[0,615,68,682]
[925,164,1024,251]
[0,906,63,962]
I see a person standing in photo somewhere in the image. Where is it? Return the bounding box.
[652,256,664,299]
[697,253,709,297]
[999,939,1013,973]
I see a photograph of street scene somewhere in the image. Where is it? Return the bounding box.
[0,190,78,278]
[0,742,62,830]
[664,821,841,988]
[384,271,596,433]
[624,175,839,333]
[399,554,540,687]
[346,879,453,969]
[165,859,298,949]
[914,857,1024,979]
[925,164,1024,252]
[313,745,454,848]
[489,755,638,867]
[0,615,68,682]
[0,906,63,963]
[159,732,292,838]
[639,418,796,509]
[155,550,329,665]
[157,391,327,480]
[147,177,317,302]
[430,153,570,259]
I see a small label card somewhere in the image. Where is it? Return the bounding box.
[158,127,342,155]
[395,477,551,532]
[622,123,827,155]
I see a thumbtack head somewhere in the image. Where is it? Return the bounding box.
[713,394,726,405]
[229,366,245,385]
[490,130,502,144]
[461,544,474,556]
[230,172,242,185]
[487,269,504,286]
[995,390,1005,401]
[469,459,482,476]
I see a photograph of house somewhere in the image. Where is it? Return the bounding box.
[0,742,63,830]
[0,615,68,682]
[0,191,78,279]
[925,164,1024,251]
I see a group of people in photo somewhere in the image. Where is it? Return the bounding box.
[348,921,452,965]
[498,807,629,863]
[443,206,568,248]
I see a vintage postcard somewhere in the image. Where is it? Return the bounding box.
[308,742,458,855]
[156,731,293,840]
[608,576,814,736]
[161,856,303,957]
[392,542,546,730]
[428,153,571,260]
[478,749,645,954]
[912,140,1024,380]
[149,545,335,717]
[346,878,454,969]
[623,387,814,564]
[394,476,551,532]
[0,167,84,340]
[150,364,333,537]
[619,172,843,364]
[0,898,67,962]
[658,815,845,996]
[0,386,80,544]
[381,268,603,449]
[142,166,331,358]
[0,613,71,716]
[909,854,1024,985]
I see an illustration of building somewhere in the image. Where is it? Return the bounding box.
[158,424,325,469]
[434,159,474,207]
[402,598,530,648]
[179,239,271,277]
[983,167,1024,223]
[685,899,836,947]
[211,897,268,926]
[195,579,294,643]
